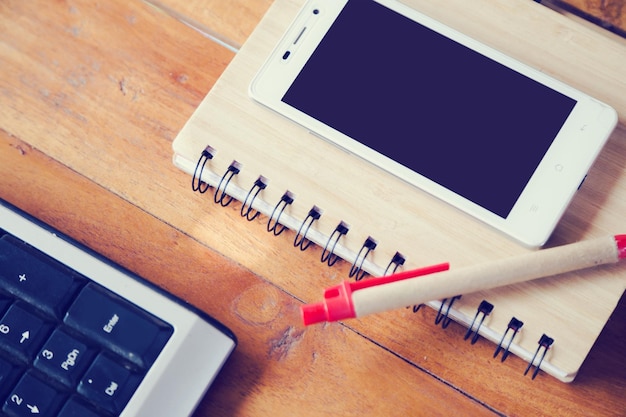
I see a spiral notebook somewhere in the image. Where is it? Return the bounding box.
[172,0,626,382]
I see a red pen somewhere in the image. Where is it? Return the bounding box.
[301,263,450,325]
[302,235,626,325]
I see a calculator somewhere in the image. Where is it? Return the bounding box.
[0,199,237,417]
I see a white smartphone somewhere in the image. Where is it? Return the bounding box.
[249,0,618,247]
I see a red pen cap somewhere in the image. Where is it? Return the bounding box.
[300,302,328,325]
[301,281,355,325]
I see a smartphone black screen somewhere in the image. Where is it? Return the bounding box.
[282,0,576,218]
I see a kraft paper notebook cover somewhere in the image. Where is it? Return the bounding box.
[172,0,626,382]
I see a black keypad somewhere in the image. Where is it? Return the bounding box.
[0,232,173,416]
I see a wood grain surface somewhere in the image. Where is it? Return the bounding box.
[550,0,626,35]
[0,0,624,416]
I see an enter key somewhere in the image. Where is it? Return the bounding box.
[63,283,173,369]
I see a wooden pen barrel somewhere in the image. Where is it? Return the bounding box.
[353,235,620,317]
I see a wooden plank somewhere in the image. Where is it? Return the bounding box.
[144,0,272,49]
[551,0,626,35]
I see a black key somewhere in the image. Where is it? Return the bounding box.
[34,329,96,388]
[0,303,52,362]
[0,356,22,398]
[77,354,142,415]
[64,283,172,369]
[0,293,11,315]
[2,371,65,417]
[0,236,84,319]
[56,397,104,417]
[0,355,14,386]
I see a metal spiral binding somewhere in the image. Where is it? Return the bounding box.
[384,253,426,314]
[192,145,216,193]
[349,236,377,281]
[241,176,268,221]
[464,300,494,344]
[214,161,241,206]
[434,295,462,328]
[294,206,322,251]
[321,221,349,266]
[384,252,406,275]
[524,334,554,379]
[267,191,295,236]
[493,317,524,362]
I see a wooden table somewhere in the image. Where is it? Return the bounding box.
[0,1,624,416]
